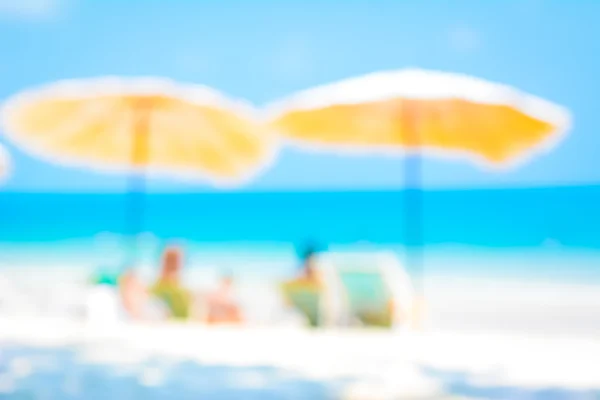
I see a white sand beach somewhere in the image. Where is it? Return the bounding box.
[1,317,599,399]
[1,269,599,399]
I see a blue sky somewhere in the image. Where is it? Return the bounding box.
[0,0,598,192]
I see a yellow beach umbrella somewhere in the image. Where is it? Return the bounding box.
[264,69,572,326]
[1,77,275,184]
[264,68,571,166]
[0,77,276,264]
[0,143,10,184]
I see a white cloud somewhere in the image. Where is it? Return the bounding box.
[448,25,481,53]
[0,0,66,19]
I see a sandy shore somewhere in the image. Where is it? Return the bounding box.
[1,269,600,398]
[1,317,600,399]
[3,267,600,335]
[423,276,600,337]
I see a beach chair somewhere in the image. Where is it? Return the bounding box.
[91,269,120,286]
[280,252,413,329]
[280,281,321,327]
[318,252,415,329]
[280,261,345,328]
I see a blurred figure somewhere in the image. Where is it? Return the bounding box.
[119,246,245,324]
[119,245,193,321]
[296,242,322,285]
[280,242,325,327]
[205,273,243,324]
[149,246,193,320]
[118,269,149,320]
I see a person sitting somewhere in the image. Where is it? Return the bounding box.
[205,273,243,324]
[295,243,323,285]
[118,268,149,320]
[149,246,193,320]
[280,242,325,327]
[119,245,193,321]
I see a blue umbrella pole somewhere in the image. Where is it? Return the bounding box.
[403,152,424,296]
[125,109,152,268]
[126,172,147,267]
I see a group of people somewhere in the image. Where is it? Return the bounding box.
[119,245,243,323]
[118,243,321,323]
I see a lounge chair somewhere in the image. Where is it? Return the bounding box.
[281,251,414,329]
[280,260,345,328]
[281,280,321,327]
[318,252,415,329]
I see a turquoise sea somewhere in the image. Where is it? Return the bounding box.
[0,184,599,283]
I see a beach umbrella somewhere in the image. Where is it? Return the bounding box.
[0,143,10,184]
[264,68,571,299]
[0,77,276,263]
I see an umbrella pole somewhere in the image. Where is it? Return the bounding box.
[126,109,151,268]
[403,106,425,327]
[403,150,424,329]
[403,152,423,291]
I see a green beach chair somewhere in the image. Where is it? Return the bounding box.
[338,268,393,327]
[281,281,322,327]
[90,268,120,286]
[322,252,415,329]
